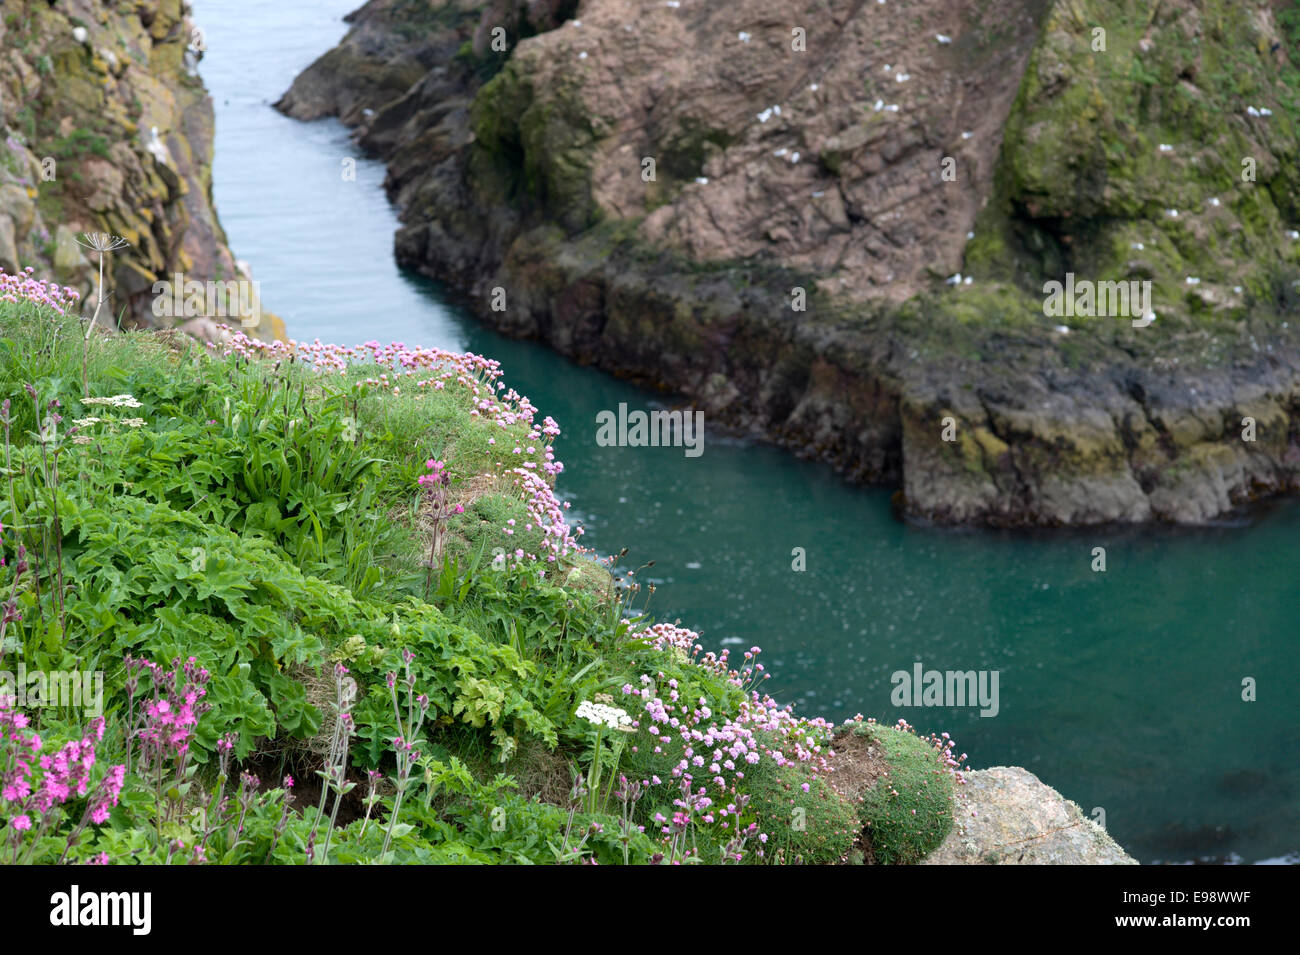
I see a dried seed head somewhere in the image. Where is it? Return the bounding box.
[74,233,130,254]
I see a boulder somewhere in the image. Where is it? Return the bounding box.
[922,766,1137,865]
[52,224,90,279]
[0,183,34,237]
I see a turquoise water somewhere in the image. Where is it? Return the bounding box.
[199,1,1298,864]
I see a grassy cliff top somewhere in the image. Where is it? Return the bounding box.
[0,290,963,864]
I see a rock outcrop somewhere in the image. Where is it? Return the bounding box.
[923,766,1137,864]
[278,0,1300,525]
[0,0,283,340]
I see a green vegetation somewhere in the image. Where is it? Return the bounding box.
[731,733,861,864]
[453,39,511,85]
[852,721,957,865]
[472,61,601,230]
[981,0,1300,324]
[0,296,965,864]
[45,129,111,162]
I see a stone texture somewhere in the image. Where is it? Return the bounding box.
[53,224,89,278]
[0,0,280,341]
[0,214,17,274]
[922,767,1137,865]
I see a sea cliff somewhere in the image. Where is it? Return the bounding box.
[0,0,282,339]
[278,0,1300,526]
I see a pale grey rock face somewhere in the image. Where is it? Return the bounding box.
[0,215,17,275]
[922,766,1137,865]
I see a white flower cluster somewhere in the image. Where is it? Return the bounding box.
[575,699,635,732]
[83,394,142,408]
[69,409,146,443]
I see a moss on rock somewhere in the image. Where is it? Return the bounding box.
[849,722,956,865]
[986,0,1300,321]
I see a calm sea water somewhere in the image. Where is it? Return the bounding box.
[198,0,1299,864]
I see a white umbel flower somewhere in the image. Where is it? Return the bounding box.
[82,393,143,408]
[576,699,635,732]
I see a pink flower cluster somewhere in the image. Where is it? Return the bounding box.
[418,459,458,499]
[0,700,125,856]
[417,460,463,542]
[213,330,563,472]
[619,624,839,858]
[0,267,80,314]
[501,467,584,565]
[129,655,211,764]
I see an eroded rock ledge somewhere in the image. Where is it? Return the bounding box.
[279,0,1300,526]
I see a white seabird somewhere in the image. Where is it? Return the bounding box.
[146,126,172,165]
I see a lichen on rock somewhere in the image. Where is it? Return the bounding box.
[0,0,280,341]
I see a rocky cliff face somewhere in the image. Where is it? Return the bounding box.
[0,0,282,340]
[278,0,1300,525]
